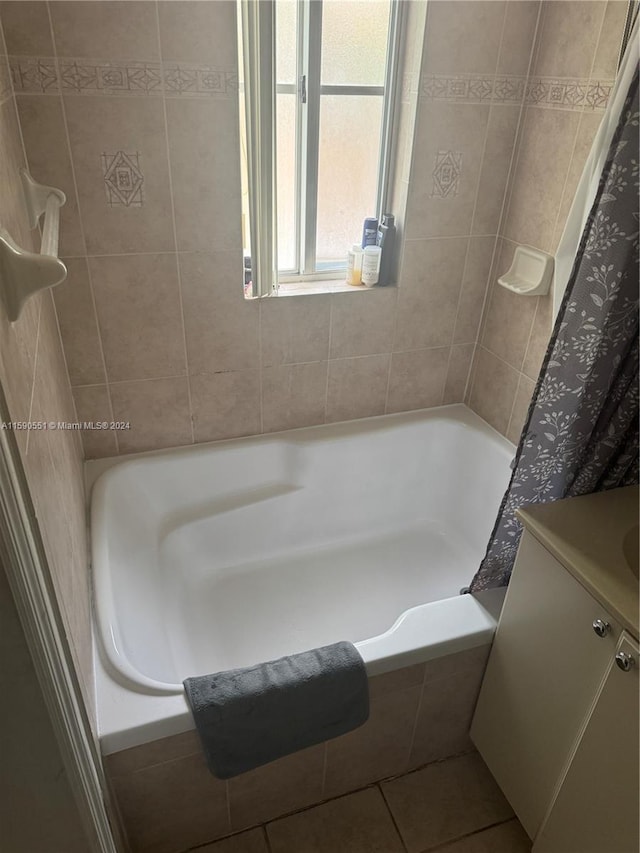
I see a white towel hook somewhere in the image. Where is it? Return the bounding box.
[0,169,67,323]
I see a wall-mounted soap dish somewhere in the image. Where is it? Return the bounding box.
[0,169,67,323]
[498,245,554,296]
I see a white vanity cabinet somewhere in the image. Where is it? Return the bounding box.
[470,529,639,851]
[534,630,639,853]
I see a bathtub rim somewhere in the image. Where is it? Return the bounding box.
[95,587,506,755]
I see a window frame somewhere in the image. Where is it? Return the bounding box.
[239,0,403,296]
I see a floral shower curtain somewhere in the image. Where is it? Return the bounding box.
[470,67,639,592]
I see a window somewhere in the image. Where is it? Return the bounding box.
[238,0,401,296]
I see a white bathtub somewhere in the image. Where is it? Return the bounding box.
[90,405,513,753]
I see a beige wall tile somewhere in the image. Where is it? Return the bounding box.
[423,644,491,684]
[444,344,474,404]
[64,96,175,254]
[409,666,486,768]
[422,1,506,75]
[90,254,186,382]
[196,829,269,853]
[23,295,92,719]
[506,374,536,445]
[166,98,242,253]
[481,278,538,371]
[395,237,468,350]
[496,0,541,76]
[406,103,490,239]
[228,745,324,831]
[324,686,421,798]
[0,97,35,252]
[441,818,532,853]
[468,346,519,436]
[326,354,389,423]
[329,289,396,359]
[267,788,404,853]
[0,1,53,54]
[533,1,605,78]
[387,347,449,413]
[522,291,553,381]
[261,362,327,433]
[0,293,40,453]
[551,111,603,252]
[180,252,259,374]
[191,370,260,443]
[105,731,201,777]
[110,377,192,454]
[111,753,230,853]
[53,258,105,386]
[16,95,85,257]
[368,664,426,699]
[50,1,160,61]
[158,1,237,67]
[503,107,580,252]
[382,753,513,853]
[591,0,628,79]
[453,236,496,345]
[472,105,520,236]
[261,295,330,367]
[72,385,117,458]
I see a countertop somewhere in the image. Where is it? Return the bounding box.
[518,486,639,638]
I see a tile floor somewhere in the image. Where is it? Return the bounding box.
[189,752,532,853]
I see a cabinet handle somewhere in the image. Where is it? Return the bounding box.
[615,652,636,672]
[592,619,611,638]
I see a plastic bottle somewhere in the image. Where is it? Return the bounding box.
[361,245,382,287]
[346,244,363,286]
[361,217,378,249]
[376,213,396,286]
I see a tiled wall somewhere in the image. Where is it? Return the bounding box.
[2,0,559,460]
[467,0,627,441]
[105,645,491,853]
[0,19,94,723]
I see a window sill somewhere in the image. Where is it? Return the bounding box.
[275,280,397,297]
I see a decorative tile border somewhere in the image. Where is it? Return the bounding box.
[420,73,614,111]
[525,76,613,111]
[9,56,238,98]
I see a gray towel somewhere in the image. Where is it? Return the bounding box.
[183,641,369,779]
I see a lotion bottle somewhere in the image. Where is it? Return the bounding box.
[361,245,382,287]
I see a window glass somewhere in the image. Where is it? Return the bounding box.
[276,93,297,271]
[320,1,391,87]
[316,94,383,265]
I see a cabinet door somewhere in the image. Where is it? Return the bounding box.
[470,532,620,839]
[534,632,639,853]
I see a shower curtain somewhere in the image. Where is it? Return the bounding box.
[470,65,639,592]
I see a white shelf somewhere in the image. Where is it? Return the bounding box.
[498,245,554,297]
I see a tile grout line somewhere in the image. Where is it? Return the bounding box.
[548,1,609,252]
[468,0,544,412]
[153,0,194,448]
[377,781,410,853]
[453,0,510,403]
[422,816,523,853]
[43,1,120,454]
